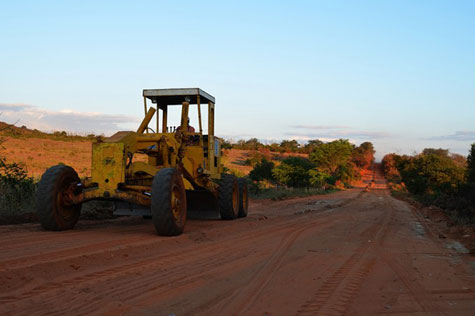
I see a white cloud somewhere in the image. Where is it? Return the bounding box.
[286,125,392,140]
[290,124,351,130]
[426,131,475,141]
[0,103,140,135]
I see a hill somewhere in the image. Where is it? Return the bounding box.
[0,121,285,178]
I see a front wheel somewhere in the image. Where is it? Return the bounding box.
[36,165,82,230]
[151,168,187,236]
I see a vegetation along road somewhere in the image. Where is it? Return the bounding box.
[0,169,474,315]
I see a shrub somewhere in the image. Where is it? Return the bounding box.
[234,138,263,150]
[334,162,360,184]
[221,139,233,150]
[243,151,266,167]
[352,142,375,169]
[279,140,300,153]
[390,146,475,225]
[310,139,353,175]
[308,169,331,188]
[395,154,465,196]
[272,156,314,188]
[382,153,401,182]
[0,156,37,217]
[303,139,323,154]
[249,158,275,182]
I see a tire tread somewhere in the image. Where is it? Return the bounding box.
[151,168,186,236]
[36,165,81,231]
[218,174,239,220]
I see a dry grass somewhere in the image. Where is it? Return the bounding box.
[1,137,92,178]
[222,149,309,176]
[1,138,267,178]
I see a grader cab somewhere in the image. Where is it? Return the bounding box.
[36,88,248,236]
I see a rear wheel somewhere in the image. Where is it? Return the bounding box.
[151,168,187,236]
[36,165,82,230]
[218,174,240,220]
[238,178,249,218]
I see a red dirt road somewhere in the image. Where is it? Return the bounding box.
[1,172,475,315]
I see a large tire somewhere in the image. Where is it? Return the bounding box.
[237,178,249,218]
[151,168,187,236]
[218,174,240,220]
[36,165,82,230]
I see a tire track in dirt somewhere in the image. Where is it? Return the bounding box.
[0,209,324,279]
[0,189,368,316]
[0,203,349,312]
[0,221,143,245]
[0,188,365,272]
[12,250,255,316]
[0,228,141,252]
[0,236,264,314]
[295,193,393,316]
[209,225,311,315]
[123,205,367,316]
[4,215,345,316]
[2,189,361,276]
[379,196,445,315]
[0,196,350,273]
[203,193,370,316]
[383,258,442,315]
[0,234,158,271]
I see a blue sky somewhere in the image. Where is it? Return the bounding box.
[1,0,474,159]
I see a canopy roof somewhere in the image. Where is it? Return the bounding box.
[143,88,215,106]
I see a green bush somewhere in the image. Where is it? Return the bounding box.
[243,151,266,167]
[310,139,353,175]
[390,146,475,225]
[249,158,275,182]
[309,139,364,185]
[308,169,331,188]
[334,162,360,184]
[395,153,465,196]
[272,156,314,188]
[0,156,37,218]
[279,140,300,153]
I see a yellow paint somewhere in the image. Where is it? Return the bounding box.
[84,92,224,207]
[91,142,125,195]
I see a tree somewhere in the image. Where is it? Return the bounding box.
[335,162,359,184]
[467,143,475,184]
[303,139,323,154]
[382,153,400,181]
[422,148,449,157]
[272,156,314,187]
[352,142,375,169]
[221,139,233,150]
[395,153,465,195]
[450,153,467,168]
[280,140,300,153]
[244,138,262,150]
[310,139,353,175]
[249,159,275,182]
[309,169,330,188]
[268,142,283,153]
[234,138,263,150]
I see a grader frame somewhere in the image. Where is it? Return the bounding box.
[36,88,248,236]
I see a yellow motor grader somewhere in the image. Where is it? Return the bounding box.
[36,88,248,236]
